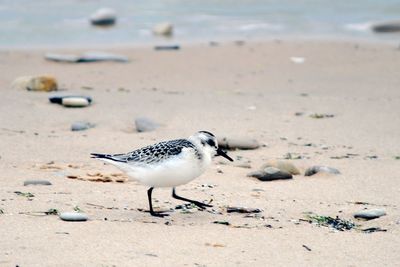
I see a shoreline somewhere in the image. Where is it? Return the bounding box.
[0,33,399,51]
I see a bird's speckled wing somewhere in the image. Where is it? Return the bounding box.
[93,139,201,165]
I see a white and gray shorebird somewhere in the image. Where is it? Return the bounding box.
[91,131,233,217]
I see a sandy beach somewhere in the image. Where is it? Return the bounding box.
[1,40,400,266]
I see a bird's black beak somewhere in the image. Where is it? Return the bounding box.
[216,147,234,162]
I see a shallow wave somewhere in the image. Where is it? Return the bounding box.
[238,23,283,32]
[344,22,373,33]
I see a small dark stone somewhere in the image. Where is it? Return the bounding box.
[213,220,230,226]
[71,121,95,131]
[305,166,340,176]
[247,167,293,181]
[362,227,387,233]
[226,207,262,213]
[372,21,400,33]
[23,180,52,186]
[154,45,180,50]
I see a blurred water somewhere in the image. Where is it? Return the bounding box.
[0,0,399,47]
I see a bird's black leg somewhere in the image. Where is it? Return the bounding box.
[172,187,212,209]
[147,187,168,217]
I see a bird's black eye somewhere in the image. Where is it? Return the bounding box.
[206,139,216,147]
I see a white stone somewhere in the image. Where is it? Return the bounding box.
[60,212,88,222]
[62,97,90,107]
[153,22,174,36]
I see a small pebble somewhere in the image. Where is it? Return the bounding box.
[226,207,261,214]
[372,20,400,33]
[135,117,160,132]
[247,167,293,181]
[59,212,88,222]
[62,97,90,107]
[217,136,259,150]
[49,95,92,107]
[304,166,340,176]
[261,160,300,175]
[153,22,173,36]
[354,209,386,220]
[23,180,52,186]
[12,75,57,92]
[90,8,116,26]
[154,45,180,50]
[71,121,95,131]
[290,57,305,64]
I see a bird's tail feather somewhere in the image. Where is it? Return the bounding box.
[91,153,111,159]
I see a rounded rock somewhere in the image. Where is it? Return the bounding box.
[217,136,260,150]
[49,95,92,105]
[71,121,95,131]
[372,20,400,33]
[261,160,300,175]
[153,22,174,36]
[354,209,386,220]
[12,75,58,92]
[60,212,88,222]
[135,117,159,132]
[247,167,292,181]
[305,166,340,176]
[90,8,116,26]
[24,180,52,186]
[62,97,90,108]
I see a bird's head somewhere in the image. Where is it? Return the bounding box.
[189,131,233,162]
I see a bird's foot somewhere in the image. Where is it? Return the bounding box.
[150,211,169,218]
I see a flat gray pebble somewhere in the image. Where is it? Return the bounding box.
[71,121,95,131]
[135,117,160,132]
[261,160,300,175]
[247,167,293,181]
[354,209,386,220]
[305,165,340,176]
[24,180,52,186]
[60,212,89,222]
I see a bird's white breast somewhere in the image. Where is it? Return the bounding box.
[109,147,211,187]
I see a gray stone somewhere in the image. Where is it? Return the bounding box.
[354,209,386,220]
[247,167,292,181]
[135,117,159,132]
[59,212,88,222]
[24,180,52,186]
[71,121,95,131]
[217,136,259,150]
[305,166,340,176]
[372,20,400,33]
[261,160,300,175]
[90,8,116,26]
[45,52,129,63]
[154,45,180,50]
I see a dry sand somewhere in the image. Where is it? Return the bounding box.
[0,40,399,266]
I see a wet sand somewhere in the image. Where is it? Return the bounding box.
[0,40,399,266]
